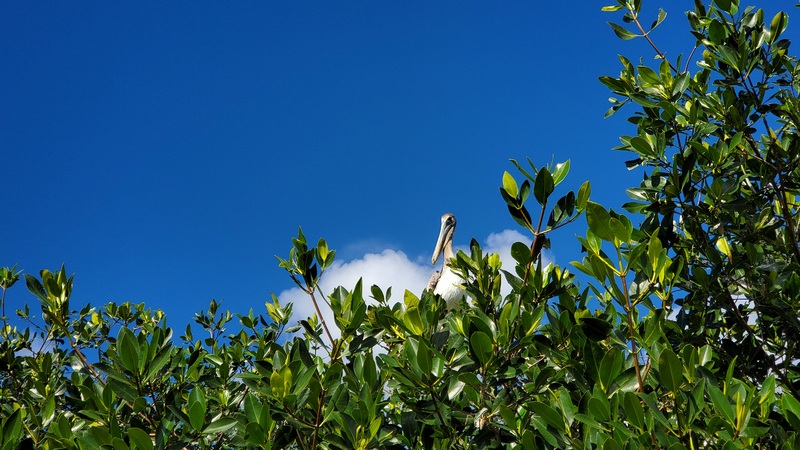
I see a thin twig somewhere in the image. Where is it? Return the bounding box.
[628,6,678,74]
[308,289,335,347]
[619,259,645,392]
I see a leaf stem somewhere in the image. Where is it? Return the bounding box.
[618,252,645,392]
[309,287,335,347]
[627,5,678,73]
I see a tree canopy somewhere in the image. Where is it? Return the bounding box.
[2,1,800,448]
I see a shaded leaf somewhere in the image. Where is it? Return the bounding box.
[470,331,493,367]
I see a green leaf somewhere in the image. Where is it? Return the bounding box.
[623,392,645,430]
[608,217,631,244]
[659,348,682,392]
[511,241,532,266]
[672,72,690,97]
[24,274,47,302]
[41,394,56,425]
[127,428,154,450]
[533,167,555,205]
[781,393,800,423]
[519,179,531,204]
[403,307,423,336]
[577,181,591,210]
[203,417,238,434]
[599,75,630,93]
[716,236,732,261]
[586,202,615,242]
[648,232,664,274]
[403,289,419,308]
[244,393,261,424]
[717,45,741,72]
[530,401,565,432]
[713,0,735,14]
[1,409,23,447]
[630,136,654,157]
[707,20,727,44]
[188,388,207,431]
[549,192,576,227]
[498,404,517,430]
[144,347,173,383]
[107,378,138,404]
[470,331,493,367]
[270,365,292,399]
[608,22,638,40]
[117,327,141,376]
[637,66,661,85]
[415,338,433,379]
[502,171,519,198]
[510,158,536,183]
[652,8,667,30]
[508,204,534,230]
[447,378,466,400]
[552,160,570,186]
[588,394,611,422]
[579,317,613,341]
[599,347,623,392]
[769,12,788,44]
[708,384,735,425]
[245,422,266,445]
[316,238,329,266]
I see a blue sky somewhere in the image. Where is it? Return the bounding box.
[3,2,794,328]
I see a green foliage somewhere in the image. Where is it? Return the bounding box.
[2,1,800,448]
[604,0,800,397]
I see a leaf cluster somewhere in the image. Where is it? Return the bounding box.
[3,1,800,449]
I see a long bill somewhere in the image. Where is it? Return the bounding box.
[431,220,454,265]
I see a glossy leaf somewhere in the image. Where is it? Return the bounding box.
[533,167,555,206]
[470,331,492,367]
[188,388,207,431]
[128,428,153,450]
[203,418,238,434]
[608,22,638,40]
[659,348,683,392]
[530,402,565,432]
[552,160,570,186]
[586,202,615,242]
[503,171,519,198]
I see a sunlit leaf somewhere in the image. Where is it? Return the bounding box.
[552,160,570,186]
[608,22,638,40]
[502,171,519,198]
[586,202,615,242]
[769,11,788,44]
[203,418,238,435]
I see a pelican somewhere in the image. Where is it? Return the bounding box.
[427,213,466,309]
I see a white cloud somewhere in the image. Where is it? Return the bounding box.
[15,335,56,357]
[276,248,431,337]
[276,230,546,338]
[483,229,555,296]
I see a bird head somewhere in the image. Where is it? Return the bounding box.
[431,213,456,265]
